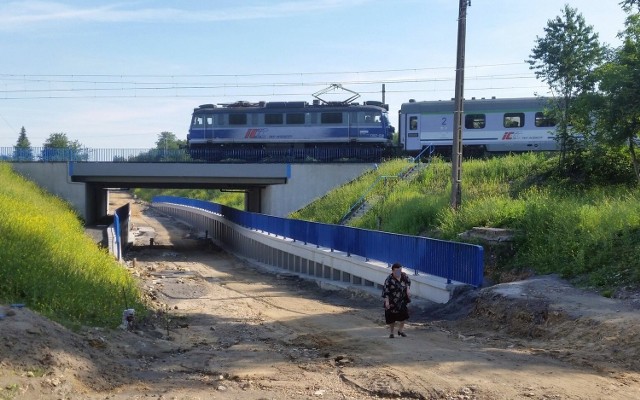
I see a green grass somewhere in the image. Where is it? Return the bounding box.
[133,188,245,210]
[291,153,640,292]
[0,163,146,329]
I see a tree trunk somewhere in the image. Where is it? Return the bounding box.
[629,138,640,185]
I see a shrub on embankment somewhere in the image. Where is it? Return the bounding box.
[133,188,244,210]
[0,163,146,329]
[291,153,640,292]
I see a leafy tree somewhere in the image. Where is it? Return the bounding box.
[594,13,640,184]
[155,131,185,150]
[13,126,34,161]
[527,5,605,166]
[620,0,640,12]
[41,132,88,161]
[129,132,190,162]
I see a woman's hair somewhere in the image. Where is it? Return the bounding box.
[391,262,402,270]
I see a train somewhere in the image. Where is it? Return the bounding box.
[399,96,559,157]
[186,96,560,161]
[187,100,395,161]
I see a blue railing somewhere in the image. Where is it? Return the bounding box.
[0,146,386,163]
[153,195,484,287]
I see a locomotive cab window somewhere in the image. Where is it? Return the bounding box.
[265,113,283,125]
[193,116,204,127]
[205,116,214,127]
[286,113,306,124]
[229,113,247,125]
[465,114,486,129]
[360,112,381,124]
[504,113,524,128]
[321,112,343,124]
[535,112,556,127]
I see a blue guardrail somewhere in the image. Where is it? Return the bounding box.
[152,196,484,287]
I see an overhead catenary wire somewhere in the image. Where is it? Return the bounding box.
[0,61,546,99]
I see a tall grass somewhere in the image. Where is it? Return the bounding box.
[0,163,146,329]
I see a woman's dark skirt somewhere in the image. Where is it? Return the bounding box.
[385,307,409,324]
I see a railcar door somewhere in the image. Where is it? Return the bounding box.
[403,113,421,151]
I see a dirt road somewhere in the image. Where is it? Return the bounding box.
[1,191,640,399]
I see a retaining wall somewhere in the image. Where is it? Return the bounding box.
[154,203,459,304]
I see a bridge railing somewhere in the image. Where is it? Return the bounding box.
[0,146,386,163]
[153,195,484,287]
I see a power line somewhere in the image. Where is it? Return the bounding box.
[0,62,528,80]
[0,84,549,100]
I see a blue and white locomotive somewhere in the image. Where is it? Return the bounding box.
[187,99,394,161]
[399,97,559,156]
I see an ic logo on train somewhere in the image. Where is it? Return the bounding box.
[245,128,267,139]
[502,131,515,140]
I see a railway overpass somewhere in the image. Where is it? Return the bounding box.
[10,162,373,224]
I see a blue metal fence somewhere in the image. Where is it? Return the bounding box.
[0,146,386,163]
[152,195,484,287]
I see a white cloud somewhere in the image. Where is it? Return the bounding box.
[0,0,372,29]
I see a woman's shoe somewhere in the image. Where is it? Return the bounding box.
[389,333,394,338]
[397,331,407,337]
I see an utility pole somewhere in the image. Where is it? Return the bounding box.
[450,0,470,209]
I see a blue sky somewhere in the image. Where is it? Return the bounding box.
[0,1,630,148]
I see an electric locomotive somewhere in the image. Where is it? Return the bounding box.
[187,99,395,162]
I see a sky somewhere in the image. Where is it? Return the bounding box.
[0,0,631,149]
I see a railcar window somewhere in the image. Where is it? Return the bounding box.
[205,116,213,126]
[265,113,283,125]
[465,114,486,129]
[504,113,525,128]
[286,113,305,124]
[321,112,343,124]
[409,116,418,130]
[535,112,556,127]
[229,113,247,125]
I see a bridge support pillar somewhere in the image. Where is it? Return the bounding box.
[84,184,108,224]
[245,188,262,214]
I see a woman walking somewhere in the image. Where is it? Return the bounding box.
[382,262,411,338]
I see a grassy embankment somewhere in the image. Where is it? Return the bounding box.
[0,163,146,329]
[130,153,639,294]
[291,153,640,293]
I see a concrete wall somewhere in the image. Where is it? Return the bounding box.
[11,163,89,220]
[155,202,456,304]
[261,163,374,217]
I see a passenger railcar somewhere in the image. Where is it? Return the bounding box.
[399,97,559,156]
[187,100,394,161]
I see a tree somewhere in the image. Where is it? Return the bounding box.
[41,132,88,161]
[13,126,34,161]
[155,131,184,150]
[527,5,605,166]
[129,132,189,162]
[594,13,640,184]
[620,0,640,12]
